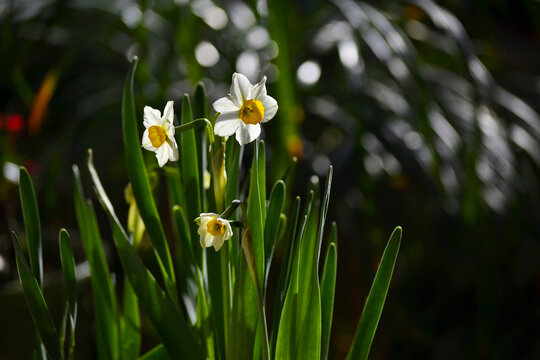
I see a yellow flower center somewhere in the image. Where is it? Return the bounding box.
[207,219,225,236]
[240,99,264,125]
[148,125,167,147]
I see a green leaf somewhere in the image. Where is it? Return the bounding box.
[19,167,42,286]
[229,243,258,360]
[121,280,141,360]
[275,192,315,360]
[193,83,208,211]
[73,165,119,360]
[12,232,61,360]
[113,225,205,360]
[59,228,77,360]
[59,229,76,318]
[295,191,322,360]
[320,223,337,360]
[240,229,270,360]
[86,152,205,360]
[346,226,402,360]
[225,139,243,272]
[316,167,333,263]
[269,196,300,358]
[138,344,168,360]
[263,180,285,285]
[247,140,266,285]
[179,94,202,263]
[121,56,176,287]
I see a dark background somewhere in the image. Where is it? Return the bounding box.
[1,0,539,359]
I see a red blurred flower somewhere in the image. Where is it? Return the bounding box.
[6,114,24,132]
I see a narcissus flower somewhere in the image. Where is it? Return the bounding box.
[195,213,233,251]
[141,101,179,167]
[213,73,278,146]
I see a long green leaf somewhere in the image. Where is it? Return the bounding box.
[229,242,258,360]
[172,205,213,354]
[247,140,266,285]
[59,229,77,360]
[346,226,402,360]
[295,191,322,360]
[86,152,205,360]
[138,345,168,360]
[121,280,141,360]
[73,165,119,360]
[19,167,42,286]
[59,229,76,318]
[112,225,205,360]
[263,180,285,285]
[225,139,243,273]
[179,94,202,264]
[12,232,61,360]
[193,82,208,211]
[320,223,337,360]
[270,196,300,358]
[121,56,175,288]
[275,192,315,359]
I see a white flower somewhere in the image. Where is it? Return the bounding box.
[213,73,278,146]
[141,101,179,167]
[195,213,233,251]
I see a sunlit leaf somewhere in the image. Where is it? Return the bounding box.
[346,226,402,360]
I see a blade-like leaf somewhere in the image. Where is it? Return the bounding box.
[59,228,77,359]
[86,151,205,360]
[346,226,402,360]
[225,139,243,272]
[193,82,208,210]
[229,243,258,360]
[19,167,43,286]
[320,223,337,360]
[264,180,285,285]
[59,229,77,312]
[121,280,141,360]
[73,165,119,360]
[179,94,202,264]
[112,225,205,360]
[12,232,61,360]
[247,140,266,285]
[121,56,175,287]
[275,192,315,359]
[138,345,167,360]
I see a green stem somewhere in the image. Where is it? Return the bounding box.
[175,118,215,144]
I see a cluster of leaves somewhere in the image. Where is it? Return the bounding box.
[12,58,402,359]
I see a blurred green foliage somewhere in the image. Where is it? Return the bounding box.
[1,0,539,359]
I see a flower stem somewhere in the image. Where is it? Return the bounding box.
[175,118,215,144]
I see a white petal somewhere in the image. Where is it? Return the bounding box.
[156,144,170,167]
[141,129,157,151]
[167,137,179,162]
[213,96,239,113]
[212,235,225,251]
[163,101,175,125]
[235,123,261,146]
[261,95,278,123]
[200,212,220,218]
[200,233,213,248]
[222,220,233,240]
[250,76,267,100]
[214,112,242,137]
[231,73,252,105]
[143,106,162,127]
[165,120,175,137]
